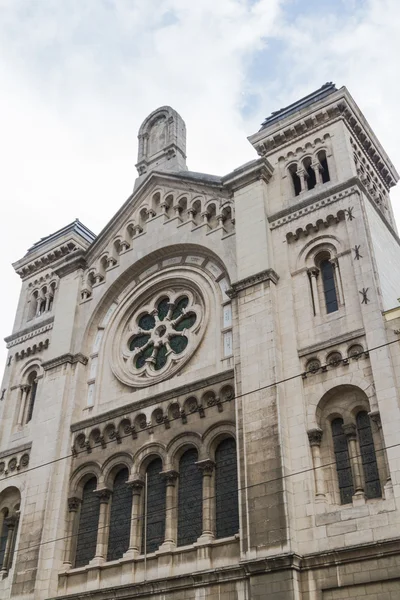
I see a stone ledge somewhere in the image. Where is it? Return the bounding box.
[42,353,88,371]
[4,317,54,347]
[298,328,365,357]
[71,370,234,433]
[227,269,279,298]
[0,442,32,460]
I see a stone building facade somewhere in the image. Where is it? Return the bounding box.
[1,83,400,599]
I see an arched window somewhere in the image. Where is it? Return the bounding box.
[177,449,202,546]
[25,371,38,424]
[320,259,338,314]
[75,477,100,567]
[317,150,330,183]
[0,509,9,570]
[215,438,239,539]
[142,458,166,554]
[107,468,132,561]
[289,164,301,196]
[331,418,354,504]
[356,412,381,499]
[303,157,316,191]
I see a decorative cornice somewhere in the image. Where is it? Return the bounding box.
[15,338,49,361]
[285,208,346,243]
[42,353,88,371]
[52,251,87,278]
[227,269,279,298]
[298,329,365,358]
[14,243,84,280]
[269,180,359,230]
[307,428,323,447]
[0,442,32,460]
[222,157,274,192]
[70,370,234,433]
[5,317,54,348]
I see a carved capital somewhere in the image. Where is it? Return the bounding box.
[307,428,323,447]
[126,478,145,495]
[94,488,112,503]
[161,470,179,486]
[196,459,215,476]
[68,497,81,512]
[368,410,382,429]
[5,515,18,530]
[343,422,357,440]
[307,267,319,278]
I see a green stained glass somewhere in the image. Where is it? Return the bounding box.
[155,345,168,370]
[136,344,154,369]
[138,314,155,331]
[171,297,189,320]
[170,335,188,354]
[157,298,170,321]
[174,312,196,332]
[129,334,150,351]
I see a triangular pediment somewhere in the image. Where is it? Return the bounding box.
[81,169,235,297]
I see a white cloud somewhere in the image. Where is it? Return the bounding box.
[0,0,399,371]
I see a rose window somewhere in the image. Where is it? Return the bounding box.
[126,293,201,374]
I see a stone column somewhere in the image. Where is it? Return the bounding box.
[0,515,18,575]
[63,497,81,567]
[296,167,307,192]
[312,160,323,185]
[307,429,325,499]
[93,489,112,563]
[330,257,345,306]
[196,460,215,541]
[160,470,178,551]
[125,479,144,557]
[369,411,391,486]
[17,385,30,425]
[343,423,364,497]
[307,268,320,316]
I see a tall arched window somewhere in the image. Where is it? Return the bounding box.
[331,419,354,504]
[107,468,132,561]
[303,157,316,191]
[356,411,381,499]
[289,164,301,196]
[317,150,330,183]
[142,458,166,554]
[0,509,8,570]
[75,477,100,567]
[25,371,38,424]
[320,259,338,314]
[215,438,239,539]
[177,449,202,546]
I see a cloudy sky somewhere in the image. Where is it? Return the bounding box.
[0,0,399,369]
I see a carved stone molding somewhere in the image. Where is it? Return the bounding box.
[227,269,279,298]
[286,209,346,243]
[368,410,382,430]
[196,459,215,475]
[15,338,49,360]
[5,317,54,349]
[161,470,179,486]
[126,479,145,495]
[42,353,88,371]
[94,488,112,503]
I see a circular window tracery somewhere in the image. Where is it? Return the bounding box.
[111,283,205,387]
[128,295,198,371]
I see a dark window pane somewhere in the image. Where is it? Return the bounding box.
[171,297,189,320]
[155,345,168,370]
[142,458,165,554]
[356,411,381,499]
[331,418,354,504]
[26,380,38,423]
[306,165,316,190]
[321,260,338,313]
[0,514,8,569]
[138,314,155,331]
[107,468,132,561]
[215,438,239,539]
[75,477,100,567]
[136,344,154,369]
[129,334,150,351]
[174,313,197,332]
[157,298,170,321]
[170,335,188,354]
[177,449,203,546]
[320,157,330,183]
